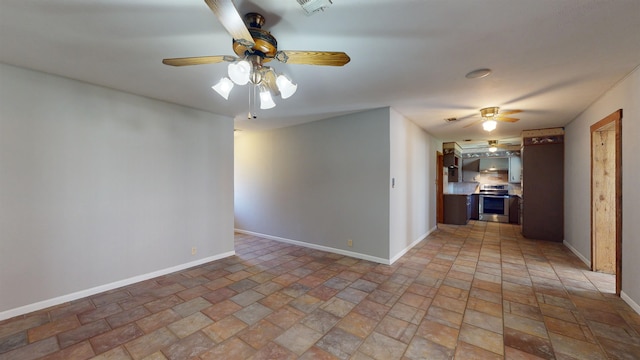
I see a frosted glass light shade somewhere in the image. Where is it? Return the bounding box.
[276,75,297,99]
[228,60,251,85]
[259,89,276,109]
[212,77,234,99]
[483,120,497,132]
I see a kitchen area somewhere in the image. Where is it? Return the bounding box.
[441,129,564,242]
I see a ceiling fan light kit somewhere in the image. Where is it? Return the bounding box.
[488,140,498,152]
[259,88,276,109]
[227,60,251,85]
[482,119,497,132]
[163,0,350,116]
[276,75,297,99]
[211,77,234,99]
[480,107,499,132]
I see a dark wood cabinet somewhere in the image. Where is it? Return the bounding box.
[470,194,479,220]
[447,166,462,182]
[509,196,520,224]
[443,153,460,168]
[443,142,462,182]
[444,194,473,225]
[462,158,480,182]
[521,132,564,241]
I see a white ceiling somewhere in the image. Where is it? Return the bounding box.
[1,0,639,148]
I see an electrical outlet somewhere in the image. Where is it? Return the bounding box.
[191,247,197,255]
[347,239,353,247]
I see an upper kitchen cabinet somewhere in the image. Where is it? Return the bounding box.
[443,142,461,168]
[443,142,462,182]
[509,156,522,183]
[479,157,508,172]
[521,128,564,242]
[462,158,480,182]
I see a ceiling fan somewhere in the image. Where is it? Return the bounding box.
[162,0,350,113]
[463,107,523,131]
[486,139,515,152]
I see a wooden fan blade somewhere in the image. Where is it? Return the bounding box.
[499,109,522,115]
[463,118,483,128]
[276,51,351,66]
[204,0,254,47]
[162,55,236,66]
[496,117,519,123]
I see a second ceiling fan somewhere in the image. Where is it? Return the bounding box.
[464,107,522,131]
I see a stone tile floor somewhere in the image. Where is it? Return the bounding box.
[1,221,640,359]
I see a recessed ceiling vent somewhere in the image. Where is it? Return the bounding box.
[444,117,458,123]
[296,0,332,15]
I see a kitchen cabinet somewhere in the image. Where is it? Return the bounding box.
[479,157,508,172]
[509,156,522,183]
[462,158,480,182]
[447,166,462,182]
[509,196,520,224]
[521,129,564,241]
[443,153,460,168]
[443,142,462,182]
[443,194,473,225]
[470,194,479,220]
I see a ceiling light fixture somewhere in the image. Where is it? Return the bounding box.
[465,68,492,79]
[483,120,497,132]
[212,54,297,112]
[488,140,498,152]
[480,106,500,132]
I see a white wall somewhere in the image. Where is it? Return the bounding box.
[234,108,391,261]
[389,108,440,261]
[565,65,640,310]
[0,64,235,318]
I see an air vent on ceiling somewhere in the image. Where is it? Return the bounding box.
[444,117,458,123]
[296,0,332,15]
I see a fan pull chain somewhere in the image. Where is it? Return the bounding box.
[247,85,257,119]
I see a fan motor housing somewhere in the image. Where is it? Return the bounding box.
[233,13,277,61]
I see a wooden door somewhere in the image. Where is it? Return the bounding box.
[590,109,622,294]
[436,152,444,223]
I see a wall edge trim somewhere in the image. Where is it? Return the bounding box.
[0,251,235,321]
[235,229,390,265]
[563,240,591,267]
[621,291,640,315]
[389,226,437,265]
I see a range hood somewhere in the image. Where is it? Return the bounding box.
[479,158,509,172]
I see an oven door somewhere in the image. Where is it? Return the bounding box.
[479,195,510,223]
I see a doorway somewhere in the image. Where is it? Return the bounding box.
[590,109,622,295]
[436,152,444,223]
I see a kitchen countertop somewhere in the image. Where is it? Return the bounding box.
[445,182,522,197]
[444,191,522,197]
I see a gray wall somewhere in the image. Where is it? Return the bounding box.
[564,65,640,311]
[0,64,235,317]
[234,108,391,261]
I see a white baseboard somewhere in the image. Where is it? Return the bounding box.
[563,240,591,268]
[235,229,391,265]
[389,226,437,264]
[621,291,640,315]
[0,251,235,322]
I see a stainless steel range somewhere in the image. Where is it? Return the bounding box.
[479,184,510,223]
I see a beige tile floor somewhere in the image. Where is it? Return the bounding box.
[1,221,640,359]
